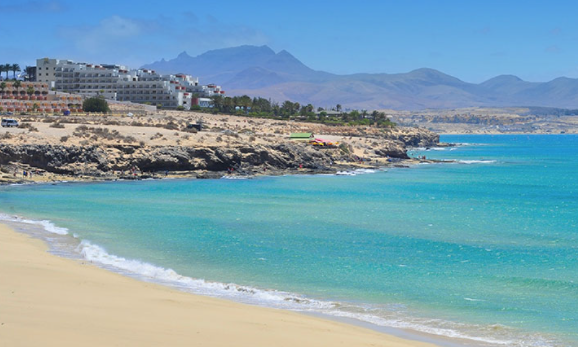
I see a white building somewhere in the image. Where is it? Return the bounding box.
[36,58,225,109]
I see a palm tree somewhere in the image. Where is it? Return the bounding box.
[11,64,20,80]
[25,66,35,81]
[2,64,10,80]
[0,65,5,80]
[12,80,22,98]
[27,85,35,100]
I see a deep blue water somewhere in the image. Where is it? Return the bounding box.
[1,134,577,346]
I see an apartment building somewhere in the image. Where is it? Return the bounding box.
[0,81,84,113]
[36,58,225,109]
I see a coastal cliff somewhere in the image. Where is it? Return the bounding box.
[0,112,438,182]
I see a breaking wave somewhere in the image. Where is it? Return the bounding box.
[1,214,564,347]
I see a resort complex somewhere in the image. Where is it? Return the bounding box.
[35,58,224,110]
[0,81,83,114]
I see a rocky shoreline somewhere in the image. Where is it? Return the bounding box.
[0,143,436,184]
[0,111,441,184]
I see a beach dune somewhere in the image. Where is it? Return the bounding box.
[0,224,434,347]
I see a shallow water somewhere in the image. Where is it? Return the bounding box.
[1,134,577,346]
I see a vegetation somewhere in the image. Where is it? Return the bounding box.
[18,123,38,132]
[82,96,110,113]
[11,64,20,79]
[204,95,396,128]
[1,64,10,80]
[12,80,21,94]
[0,63,20,80]
[24,66,35,81]
[73,125,136,143]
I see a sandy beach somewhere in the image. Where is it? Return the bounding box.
[0,223,436,347]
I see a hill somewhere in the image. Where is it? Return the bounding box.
[142,46,578,110]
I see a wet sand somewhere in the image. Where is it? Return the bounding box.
[0,223,436,347]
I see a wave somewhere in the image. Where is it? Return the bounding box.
[75,239,557,346]
[221,175,249,180]
[457,160,497,164]
[413,147,450,151]
[336,169,379,176]
[2,214,564,347]
[0,213,69,235]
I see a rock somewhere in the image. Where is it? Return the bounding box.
[0,143,342,178]
[374,141,409,159]
[0,126,441,180]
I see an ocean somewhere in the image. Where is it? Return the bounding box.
[1,134,577,346]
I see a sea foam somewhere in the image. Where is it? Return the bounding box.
[0,213,69,235]
[71,239,557,346]
[457,160,497,164]
[0,213,564,347]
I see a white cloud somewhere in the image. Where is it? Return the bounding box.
[98,16,143,38]
[54,13,269,67]
[57,15,157,59]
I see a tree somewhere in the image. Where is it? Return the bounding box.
[83,96,110,113]
[26,85,35,97]
[336,104,342,112]
[3,64,10,80]
[251,97,272,113]
[237,95,252,110]
[25,66,35,81]
[12,80,22,98]
[0,81,6,97]
[211,95,223,111]
[223,97,235,113]
[0,65,5,80]
[11,64,20,79]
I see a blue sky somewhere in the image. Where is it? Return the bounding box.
[2,0,578,83]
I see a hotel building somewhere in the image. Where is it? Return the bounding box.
[36,58,224,109]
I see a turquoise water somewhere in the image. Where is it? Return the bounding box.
[1,135,577,346]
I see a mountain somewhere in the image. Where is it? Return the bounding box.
[142,46,578,110]
[142,45,333,88]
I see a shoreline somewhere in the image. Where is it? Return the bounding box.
[0,110,441,185]
[0,156,430,186]
[0,133,572,347]
[0,221,442,347]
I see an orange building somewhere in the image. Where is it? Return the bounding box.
[0,82,83,114]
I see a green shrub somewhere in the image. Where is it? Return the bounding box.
[83,96,110,113]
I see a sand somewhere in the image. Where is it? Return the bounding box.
[0,223,435,347]
[1,110,431,184]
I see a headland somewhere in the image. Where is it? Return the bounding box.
[0,109,440,184]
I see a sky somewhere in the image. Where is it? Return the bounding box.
[2,0,578,83]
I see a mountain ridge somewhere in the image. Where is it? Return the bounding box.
[141,45,578,110]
